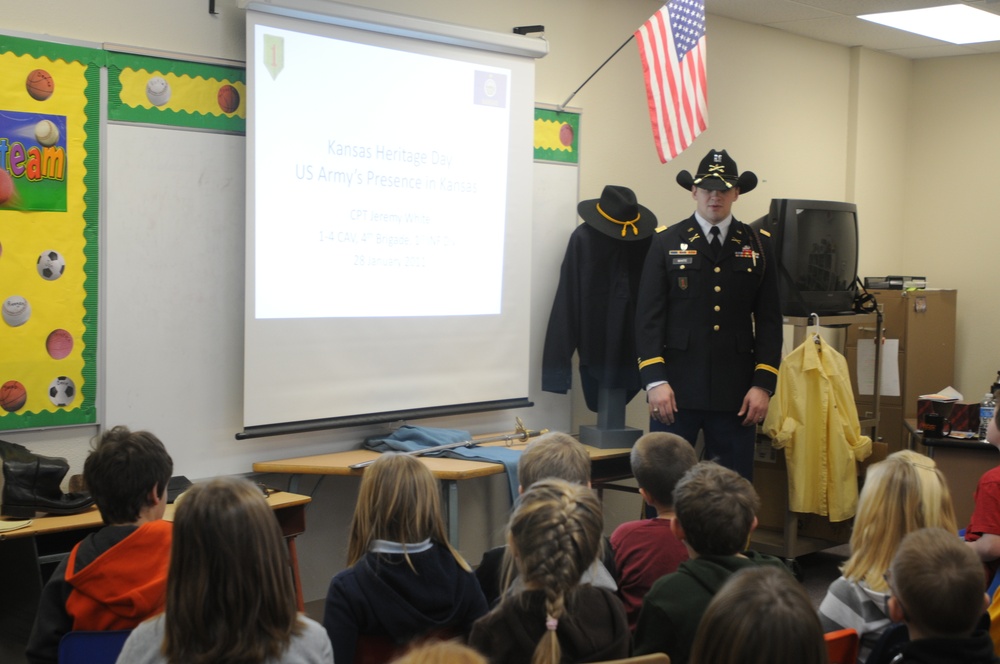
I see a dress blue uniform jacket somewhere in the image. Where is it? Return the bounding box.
[635,215,782,411]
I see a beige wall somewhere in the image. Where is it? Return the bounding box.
[907,54,1000,398]
[0,0,984,602]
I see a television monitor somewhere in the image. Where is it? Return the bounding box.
[750,199,859,316]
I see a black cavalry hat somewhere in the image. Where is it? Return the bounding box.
[676,149,758,194]
[577,185,657,241]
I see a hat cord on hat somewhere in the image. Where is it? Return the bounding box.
[693,165,735,189]
[596,203,641,237]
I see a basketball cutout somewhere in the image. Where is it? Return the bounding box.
[26,69,54,101]
[0,169,14,205]
[218,84,240,114]
[46,329,73,360]
[0,381,27,412]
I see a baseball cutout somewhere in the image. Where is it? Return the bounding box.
[34,119,60,147]
[146,76,171,107]
[2,295,30,327]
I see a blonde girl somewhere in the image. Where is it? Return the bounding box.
[468,478,629,663]
[818,450,957,662]
[322,453,487,663]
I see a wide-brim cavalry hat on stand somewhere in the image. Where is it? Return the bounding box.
[676,149,758,194]
[577,185,657,241]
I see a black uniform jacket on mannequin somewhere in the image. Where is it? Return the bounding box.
[635,215,782,411]
[542,223,652,412]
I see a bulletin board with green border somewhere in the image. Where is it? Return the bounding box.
[0,34,103,430]
[534,107,579,164]
[106,52,245,133]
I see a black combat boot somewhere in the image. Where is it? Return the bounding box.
[0,440,94,518]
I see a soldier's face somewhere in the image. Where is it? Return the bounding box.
[693,186,738,224]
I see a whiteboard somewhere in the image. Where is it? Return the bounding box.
[102,122,579,476]
[104,124,249,475]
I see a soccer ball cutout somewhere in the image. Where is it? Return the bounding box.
[49,376,76,407]
[37,250,65,280]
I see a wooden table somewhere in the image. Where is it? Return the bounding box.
[0,490,311,649]
[253,442,634,546]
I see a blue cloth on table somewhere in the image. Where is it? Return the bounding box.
[364,425,521,500]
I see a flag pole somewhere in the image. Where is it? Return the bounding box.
[557,34,635,111]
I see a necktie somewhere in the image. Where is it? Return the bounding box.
[709,226,721,258]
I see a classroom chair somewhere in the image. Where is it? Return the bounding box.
[594,654,670,664]
[57,629,132,664]
[824,628,860,664]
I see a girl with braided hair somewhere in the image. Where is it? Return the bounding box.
[468,478,629,663]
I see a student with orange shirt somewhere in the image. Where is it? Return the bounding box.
[26,426,174,664]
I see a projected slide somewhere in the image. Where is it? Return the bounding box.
[254,25,511,319]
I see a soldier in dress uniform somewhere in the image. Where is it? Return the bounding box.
[634,149,782,480]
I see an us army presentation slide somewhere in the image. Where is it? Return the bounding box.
[252,24,512,319]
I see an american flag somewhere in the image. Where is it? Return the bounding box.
[635,0,708,163]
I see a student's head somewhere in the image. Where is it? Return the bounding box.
[630,432,697,508]
[673,461,759,556]
[888,527,988,639]
[842,450,956,591]
[517,432,590,492]
[84,425,173,525]
[348,453,468,570]
[507,478,603,664]
[164,476,302,663]
[690,566,827,664]
[391,640,487,664]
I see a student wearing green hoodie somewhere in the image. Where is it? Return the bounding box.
[632,461,788,664]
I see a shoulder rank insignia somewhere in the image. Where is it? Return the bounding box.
[759,229,771,237]
[655,225,667,233]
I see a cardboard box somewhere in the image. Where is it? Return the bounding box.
[916,399,979,434]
